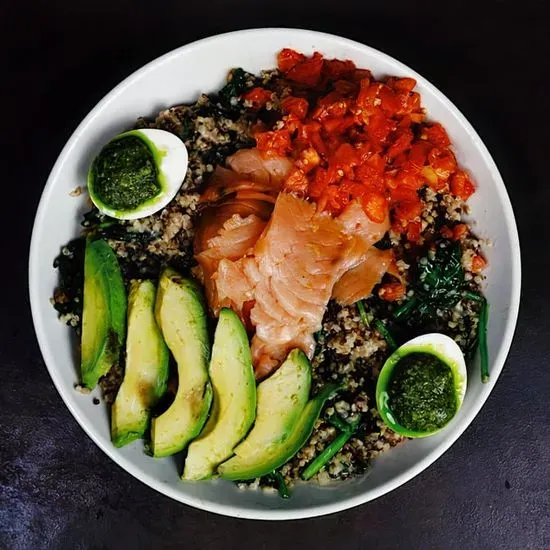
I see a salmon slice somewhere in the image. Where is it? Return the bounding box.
[220,194,357,378]
[213,193,389,378]
[200,150,292,204]
[195,214,266,313]
[199,167,280,204]
[206,215,266,259]
[233,190,277,204]
[227,149,293,187]
[338,201,390,264]
[214,259,256,313]
[194,149,289,313]
[195,200,273,253]
[252,331,316,381]
[332,247,393,305]
[330,201,391,304]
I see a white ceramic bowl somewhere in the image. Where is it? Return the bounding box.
[29,28,521,520]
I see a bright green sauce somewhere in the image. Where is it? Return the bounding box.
[388,352,457,432]
[91,136,160,211]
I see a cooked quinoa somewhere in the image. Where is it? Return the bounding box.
[52,59,486,491]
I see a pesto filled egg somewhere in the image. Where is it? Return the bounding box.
[87,129,188,220]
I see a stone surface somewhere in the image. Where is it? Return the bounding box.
[1,1,549,548]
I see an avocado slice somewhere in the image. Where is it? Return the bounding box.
[81,239,127,389]
[217,349,317,480]
[150,268,212,458]
[111,280,169,447]
[183,308,256,480]
[218,380,340,480]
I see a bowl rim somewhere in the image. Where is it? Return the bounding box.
[28,27,522,520]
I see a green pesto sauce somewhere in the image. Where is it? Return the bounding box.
[91,136,160,211]
[388,352,457,432]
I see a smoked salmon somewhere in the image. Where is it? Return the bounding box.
[212,193,385,378]
[226,148,293,187]
[332,247,393,305]
[195,214,266,312]
[331,201,391,305]
[195,149,396,378]
[194,149,292,311]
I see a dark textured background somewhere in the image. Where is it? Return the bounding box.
[1,1,549,548]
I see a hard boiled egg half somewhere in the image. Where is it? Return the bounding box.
[87,129,188,220]
[376,333,467,438]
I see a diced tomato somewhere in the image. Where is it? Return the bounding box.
[322,116,355,135]
[255,130,292,157]
[312,92,351,121]
[322,118,341,134]
[422,123,451,148]
[340,179,367,199]
[318,185,349,215]
[386,77,417,93]
[351,69,373,83]
[384,170,397,190]
[452,223,469,240]
[471,254,487,273]
[387,128,413,159]
[317,91,341,107]
[395,91,421,116]
[440,225,454,239]
[280,96,309,119]
[408,141,431,169]
[323,58,356,80]
[333,80,358,95]
[361,191,388,223]
[395,169,424,191]
[365,152,385,172]
[278,48,306,72]
[440,223,468,241]
[282,114,302,134]
[393,198,423,224]
[250,121,268,138]
[378,282,406,302]
[450,170,475,200]
[406,220,422,243]
[366,113,395,146]
[356,81,381,118]
[296,147,321,174]
[353,142,370,161]
[378,85,400,116]
[348,126,371,143]
[421,165,445,190]
[297,122,327,157]
[356,163,385,192]
[308,167,329,198]
[270,49,471,224]
[428,147,457,180]
[325,133,345,156]
[390,186,418,204]
[392,152,408,168]
[241,87,272,110]
[286,52,324,87]
[330,143,360,178]
[397,114,413,129]
[284,167,309,195]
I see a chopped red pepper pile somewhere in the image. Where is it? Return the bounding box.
[248,48,476,241]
